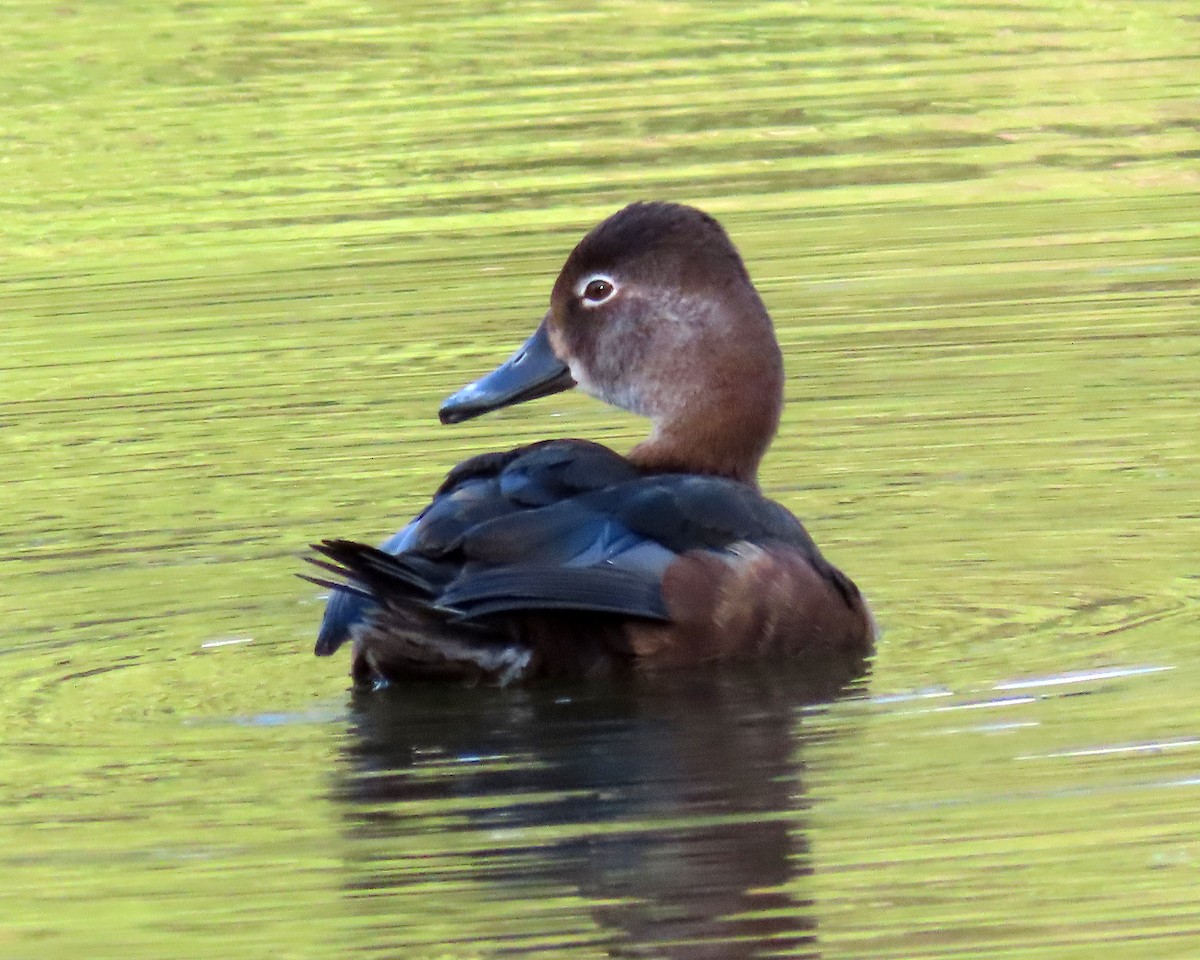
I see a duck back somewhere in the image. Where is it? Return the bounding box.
[308,439,872,686]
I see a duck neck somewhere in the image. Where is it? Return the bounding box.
[627,378,782,486]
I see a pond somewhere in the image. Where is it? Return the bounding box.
[2,1,1198,957]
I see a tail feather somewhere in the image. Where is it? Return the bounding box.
[306,540,433,658]
[297,572,374,601]
[306,538,536,685]
[311,539,444,595]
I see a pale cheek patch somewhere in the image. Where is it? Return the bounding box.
[567,358,602,398]
[547,324,600,399]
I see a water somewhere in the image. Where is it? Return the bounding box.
[2,1,1198,957]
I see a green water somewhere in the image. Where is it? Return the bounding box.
[3,1,1198,957]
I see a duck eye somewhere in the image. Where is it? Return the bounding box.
[584,279,612,300]
[580,276,616,305]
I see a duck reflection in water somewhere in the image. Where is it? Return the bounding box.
[306,202,873,686]
[335,664,863,958]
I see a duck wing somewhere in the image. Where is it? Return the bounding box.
[308,441,828,653]
[310,441,643,653]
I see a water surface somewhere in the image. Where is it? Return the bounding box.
[2,1,1198,957]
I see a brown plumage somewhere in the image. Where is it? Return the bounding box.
[306,202,874,688]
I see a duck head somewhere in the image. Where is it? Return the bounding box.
[439,202,784,484]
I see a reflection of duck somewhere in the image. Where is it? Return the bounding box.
[337,667,849,958]
[306,202,873,686]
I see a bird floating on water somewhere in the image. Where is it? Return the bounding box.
[304,202,873,687]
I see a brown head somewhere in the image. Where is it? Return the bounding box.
[440,202,785,484]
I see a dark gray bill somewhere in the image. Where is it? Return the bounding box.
[439,320,575,425]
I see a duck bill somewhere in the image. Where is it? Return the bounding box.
[438,319,576,425]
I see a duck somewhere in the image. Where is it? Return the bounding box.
[304,201,874,687]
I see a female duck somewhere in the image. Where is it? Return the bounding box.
[307,202,873,686]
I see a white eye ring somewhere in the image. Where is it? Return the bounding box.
[576,274,618,307]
